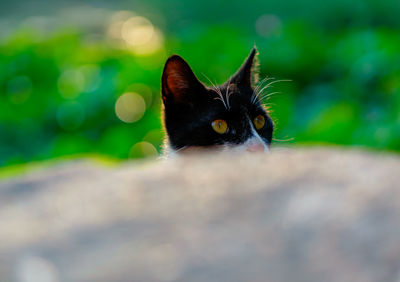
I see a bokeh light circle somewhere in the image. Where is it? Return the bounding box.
[129,141,158,158]
[121,16,154,47]
[125,83,153,108]
[131,28,164,55]
[115,92,146,123]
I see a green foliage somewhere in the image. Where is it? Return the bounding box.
[0,10,399,166]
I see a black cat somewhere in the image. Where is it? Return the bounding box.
[161,47,274,154]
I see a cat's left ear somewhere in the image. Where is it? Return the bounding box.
[230,47,259,87]
[161,55,206,105]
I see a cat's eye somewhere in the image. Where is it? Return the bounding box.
[253,115,265,130]
[211,119,228,134]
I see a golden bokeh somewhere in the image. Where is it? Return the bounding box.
[108,12,164,55]
[121,16,154,47]
[115,92,146,123]
[131,28,164,55]
[125,83,153,108]
[129,141,158,158]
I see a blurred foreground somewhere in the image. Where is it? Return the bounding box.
[1,148,400,282]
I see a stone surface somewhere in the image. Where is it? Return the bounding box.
[0,148,400,282]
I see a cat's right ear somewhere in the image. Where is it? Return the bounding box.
[161,55,205,105]
[230,47,259,87]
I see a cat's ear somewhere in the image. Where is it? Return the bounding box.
[230,47,259,87]
[161,55,205,104]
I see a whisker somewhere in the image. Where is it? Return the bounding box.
[257,79,288,97]
[264,79,292,88]
[216,88,228,109]
[272,137,295,142]
[174,146,188,153]
[225,78,232,109]
[202,73,228,109]
[252,76,274,104]
[254,77,272,93]
[226,91,234,109]
[202,73,217,88]
[259,91,281,103]
[253,79,291,104]
[263,102,277,108]
[214,97,227,109]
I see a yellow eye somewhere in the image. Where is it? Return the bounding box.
[253,115,265,130]
[211,119,228,134]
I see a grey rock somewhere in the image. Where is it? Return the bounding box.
[0,148,400,282]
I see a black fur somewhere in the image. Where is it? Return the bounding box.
[161,48,273,151]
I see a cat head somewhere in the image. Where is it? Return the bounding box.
[161,47,273,154]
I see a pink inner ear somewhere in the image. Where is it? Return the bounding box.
[162,55,203,103]
[167,69,189,94]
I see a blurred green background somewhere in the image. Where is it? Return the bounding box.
[1,0,400,167]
